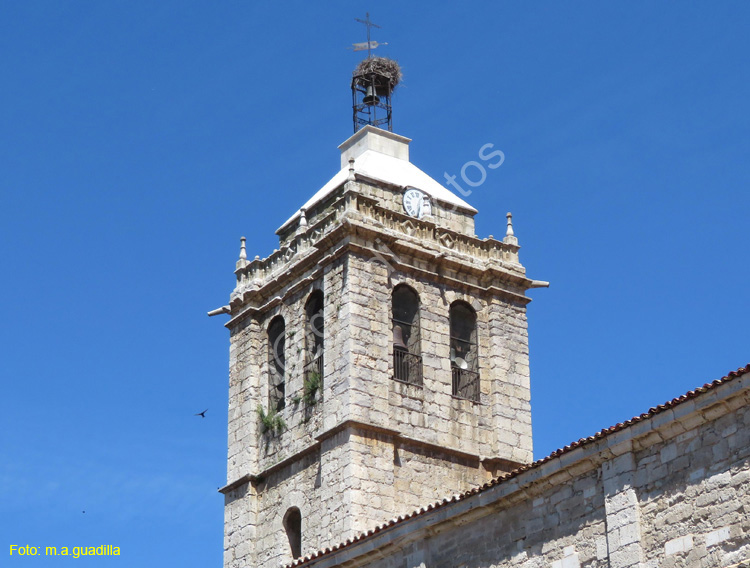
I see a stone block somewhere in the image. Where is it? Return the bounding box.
[665,535,693,556]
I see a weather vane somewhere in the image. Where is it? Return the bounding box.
[350,12,387,58]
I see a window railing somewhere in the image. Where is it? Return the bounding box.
[452,367,479,402]
[393,349,423,386]
[301,353,324,405]
[304,353,324,381]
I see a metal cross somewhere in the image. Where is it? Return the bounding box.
[355,12,381,59]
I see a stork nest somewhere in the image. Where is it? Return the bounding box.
[353,57,402,91]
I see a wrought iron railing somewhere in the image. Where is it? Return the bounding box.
[301,354,324,405]
[393,349,423,386]
[452,367,480,402]
[304,354,324,382]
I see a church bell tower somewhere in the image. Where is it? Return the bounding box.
[214,49,547,568]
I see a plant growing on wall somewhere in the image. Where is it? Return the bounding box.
[303,371,321,406]
[256,404,286,435]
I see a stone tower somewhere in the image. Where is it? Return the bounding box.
[216,126,546,568]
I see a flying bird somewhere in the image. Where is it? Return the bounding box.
[195,409,208,418]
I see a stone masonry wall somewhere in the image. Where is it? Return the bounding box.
[342,251,533,464]
[223,242,535,567]
[637,400,750,567]
[226,422,510,568]
[294,373,750,568]
[227,315,262,483]
[224,255,355,568]
[487,298,533,464]
[224,169,537,568]
[336,466,609,568]
[226,256,352,481]
[347,429,501,536]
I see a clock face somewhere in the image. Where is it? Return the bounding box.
[403,188,430,219]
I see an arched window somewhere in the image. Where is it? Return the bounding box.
[450,302,479,401]
[268,316,286,412]
[304,291,324,396]
[283,507,302,560]
[391,285,422,386]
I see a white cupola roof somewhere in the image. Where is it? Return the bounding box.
[277,126,476,234]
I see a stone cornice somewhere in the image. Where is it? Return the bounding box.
[234,185,524,291]
[225,233,534,329]
[226,191,540,328]
[218,418,527,495]
[225,241,350,328]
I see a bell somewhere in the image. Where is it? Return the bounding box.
[392,325,408,350]
[453,357,469,370]
[363,85,380,106]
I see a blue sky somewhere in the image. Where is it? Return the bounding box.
[1,2,748,566]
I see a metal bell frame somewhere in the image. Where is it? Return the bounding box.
[352,72,393,132]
